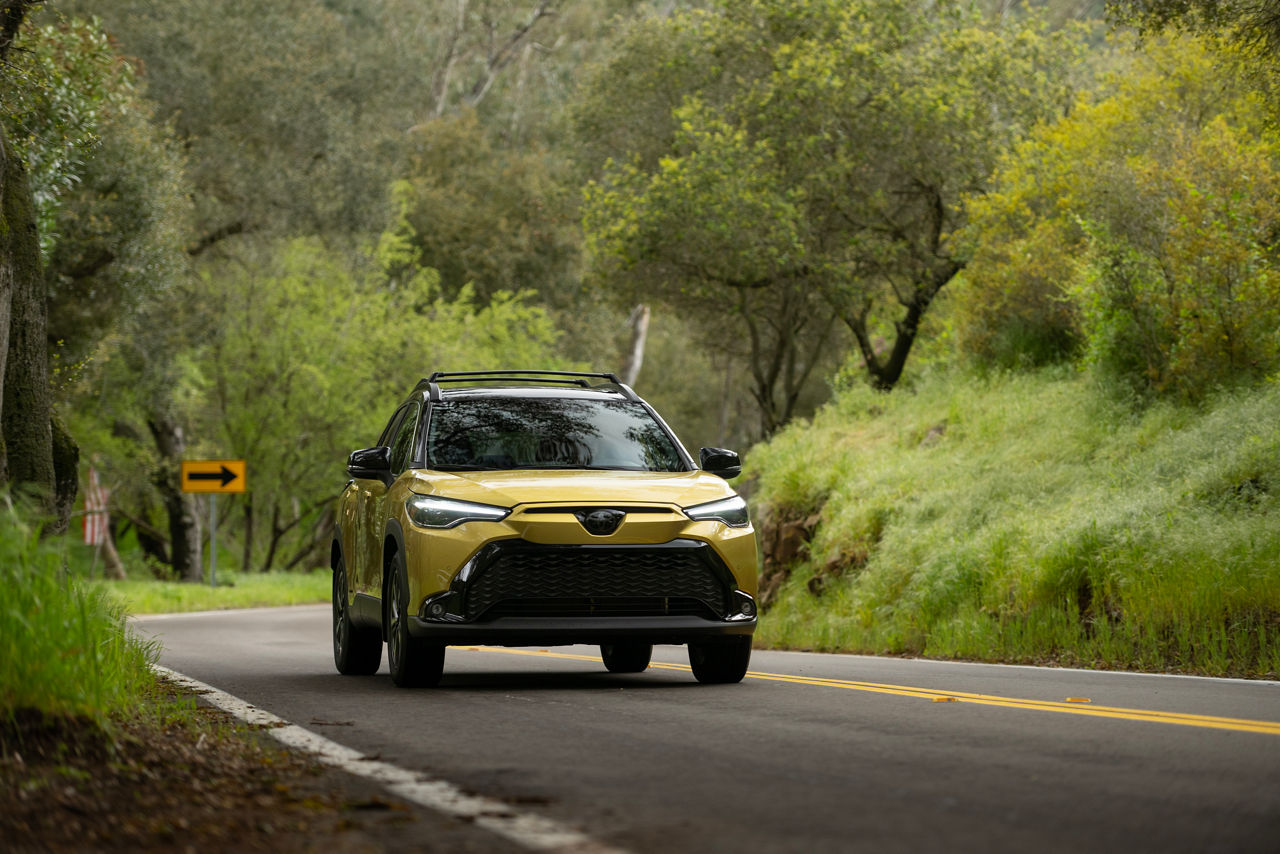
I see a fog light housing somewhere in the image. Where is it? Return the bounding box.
[419,591,464,622]
[728,590,757,621]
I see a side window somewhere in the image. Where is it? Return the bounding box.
[389,402,421,475]
[378,406,407,448]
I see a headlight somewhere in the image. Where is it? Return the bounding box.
[684,495,750,528]
[405,495,509,529]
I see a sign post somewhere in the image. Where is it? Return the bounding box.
[180,460,247,587]
[210,493,218,588]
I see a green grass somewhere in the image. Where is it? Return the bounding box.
[88,570,331,615]
[747,367,1280,678]
[0,500,158,727]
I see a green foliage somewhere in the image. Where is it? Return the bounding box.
[0,13,192,376]
[578,0,1086,422]
[82,238,567,573]
[1108,0,1280,55]
[61,0,641,244]
[960,36,1280,397]
[56,0,419,239]
[0,15,134,254]
[44,60,191,371]
[748,368,1280,676]
[0,500,157,723]
[380,111,580,305]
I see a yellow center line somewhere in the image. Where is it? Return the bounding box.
[458,646,1280,737]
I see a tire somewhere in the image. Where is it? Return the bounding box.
[600,642,652,673]
[386,551,445,688]
[688,636,752,684]
[333,554,382,675]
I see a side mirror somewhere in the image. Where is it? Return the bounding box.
[347,446,392,481]
[699,447,742,480]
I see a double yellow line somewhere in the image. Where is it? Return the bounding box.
[461,646,1280,737]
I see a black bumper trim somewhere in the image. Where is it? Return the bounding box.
[406,614,756,646]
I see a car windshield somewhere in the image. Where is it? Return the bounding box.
[426,397,686,472]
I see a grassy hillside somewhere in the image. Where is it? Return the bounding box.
[747,368,1280,678]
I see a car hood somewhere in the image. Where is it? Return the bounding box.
[405,468,737,509]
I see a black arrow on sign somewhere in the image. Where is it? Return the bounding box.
[187,465,237,487]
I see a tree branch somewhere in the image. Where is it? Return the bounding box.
[62,247,116,280]
[465,0,555,107]
[187,220,247,256]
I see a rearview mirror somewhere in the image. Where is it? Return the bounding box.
[699,447,742,480]
[347,446,392,481]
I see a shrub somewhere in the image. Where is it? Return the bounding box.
[959,35,1280,396]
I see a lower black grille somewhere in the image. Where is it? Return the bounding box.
[463,541,731,621]
[480,596,719,620]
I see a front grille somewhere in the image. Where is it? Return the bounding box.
[463,541,730,621]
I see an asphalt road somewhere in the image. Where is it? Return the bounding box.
[136,605,1280,853]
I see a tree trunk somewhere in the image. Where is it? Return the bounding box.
[621,304,650,386]
[262,502,282,573]
[241,494,254,573]
[101,519,127,580]
[147,413,203,582]
[0,0,42,490]
[1,122,57,512]
[843,263,961,392]
[283,505,334,572]
[0,129,12,481]
[50,413,78,535]
[716,356,732,447]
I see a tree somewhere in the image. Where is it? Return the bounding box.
[1109,0,1280,52]
[4,13,199,568]
[959,35,1280,397]
[578,0,1084,429]
[582,108,834,434]
[44,67,189,370]
[60,0,628,249]
[82,238,567,575]
[380,111,580,305]
[0,6,107,529]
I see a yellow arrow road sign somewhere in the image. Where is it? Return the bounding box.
[181,459,247,493]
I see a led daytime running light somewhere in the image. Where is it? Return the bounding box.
[684,495,750,528]
[406,495,509,529]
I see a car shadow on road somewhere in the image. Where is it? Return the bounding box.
[435,670,704,692]
[283,669,705,694]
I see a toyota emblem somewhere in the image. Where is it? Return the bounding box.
[578,509,626,536]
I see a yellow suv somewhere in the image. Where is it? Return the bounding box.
[332,371,758,687]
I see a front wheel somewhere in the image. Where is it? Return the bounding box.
[688,637,752,684]
[333,554,381,676]
[600,642,652,673]
[386,552,445,688]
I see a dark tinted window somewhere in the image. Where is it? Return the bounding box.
[390,402,420,474]
[378,405,407,448]
[427,397,685,472]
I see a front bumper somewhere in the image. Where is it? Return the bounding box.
[406,614,756,646]
[407,537,757,646]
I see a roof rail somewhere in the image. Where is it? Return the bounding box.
[419,370,640,402]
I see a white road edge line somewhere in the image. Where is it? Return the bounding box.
[153,665,627,854]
